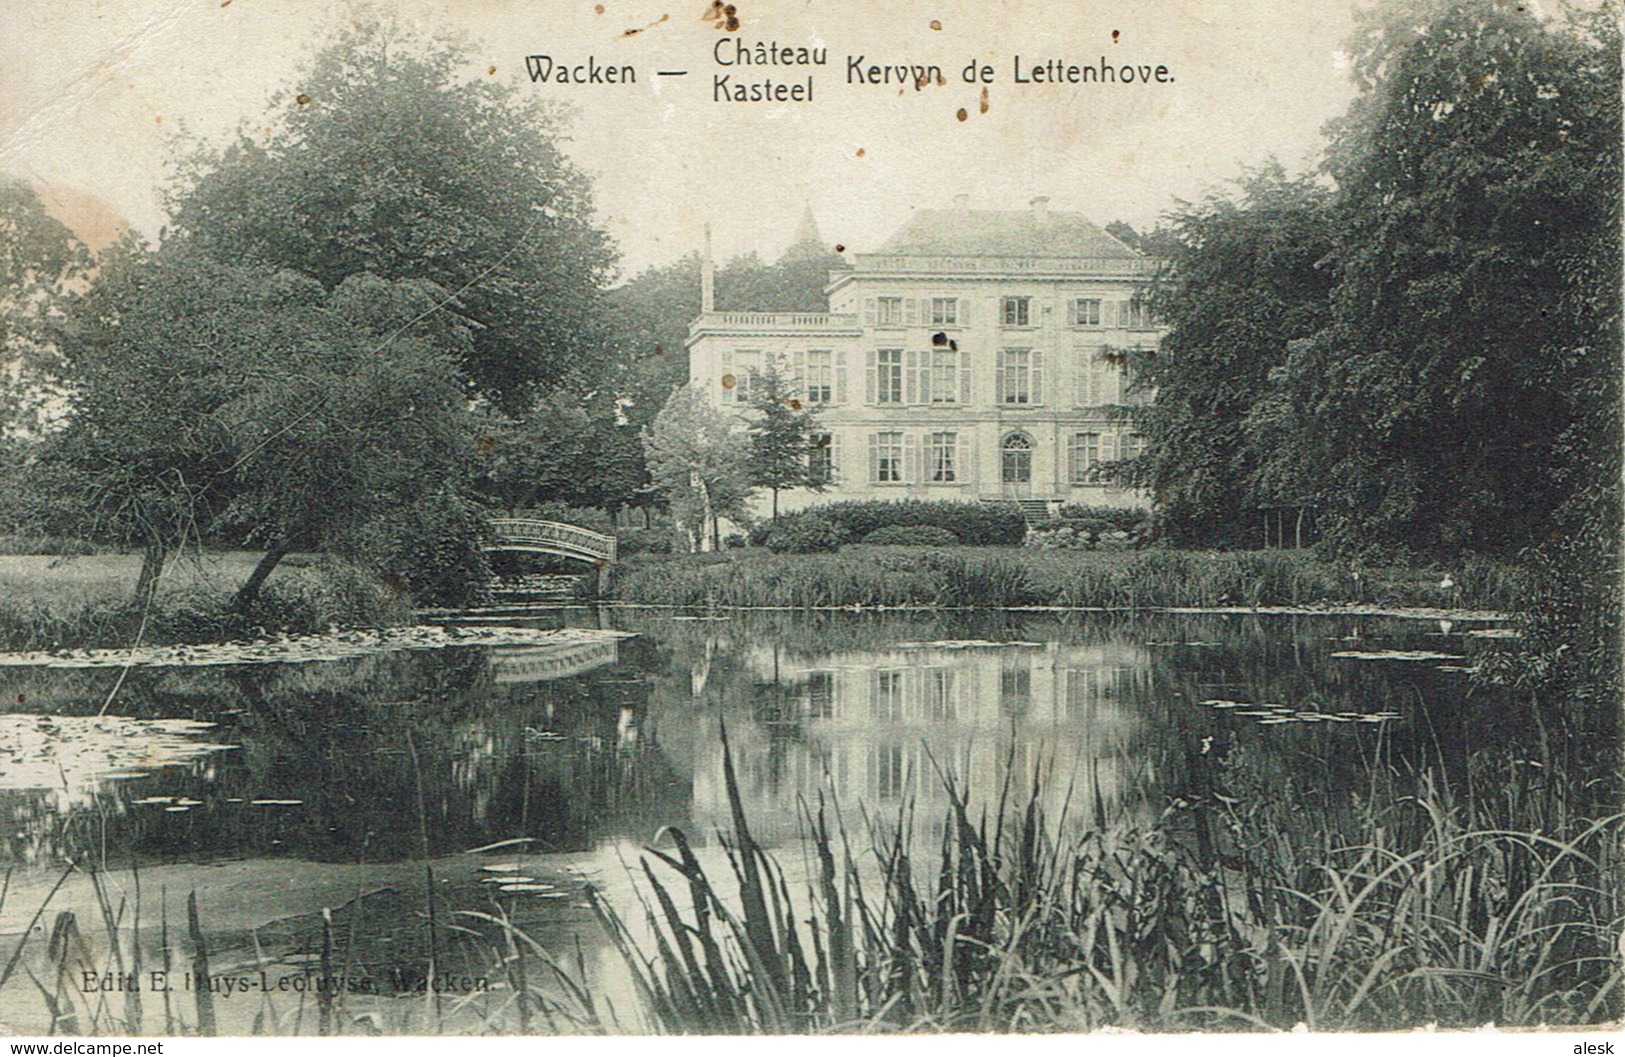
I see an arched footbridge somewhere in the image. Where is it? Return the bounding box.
[487,518,617,594]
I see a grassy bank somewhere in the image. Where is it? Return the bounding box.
[0,551,412,651]
[612,546,1524,612]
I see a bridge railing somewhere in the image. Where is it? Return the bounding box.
[489,519,618,563]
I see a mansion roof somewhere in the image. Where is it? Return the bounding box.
[875,208,1142,260]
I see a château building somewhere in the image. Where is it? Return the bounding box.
[686,196,1163,517]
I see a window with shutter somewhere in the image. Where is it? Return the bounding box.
[928,431,957,483]
[876,349,903,404]
[1101,300,1118,328]
[1031,349,1044,405]
[903,298,918,325]
[829,433,842,484]
[959,298,970,325]
[904,349,921,405]
[955,434,973,485]
[930,348,957,404]
[720,349,736,403]
[902,433,919,484]
[864,298,877,325]
[834,350,848,404]
[959,356,974,406]
[864,349,876,404]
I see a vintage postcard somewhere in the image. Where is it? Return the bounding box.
[0,0,1618,1047]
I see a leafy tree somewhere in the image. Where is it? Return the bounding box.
[641,384,752,551]
[474,393,649,517]
[0,179,89,443]
[49,246,488,606]
[1277,0,1620,555]
[164,16,615,412]
[746,365,827,520]
[1131,164,1338,546]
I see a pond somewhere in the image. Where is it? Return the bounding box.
[0,607,1600,1034]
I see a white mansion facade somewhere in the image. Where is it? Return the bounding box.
[687,197,1162,515]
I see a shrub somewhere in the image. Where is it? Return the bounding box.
[765,513,843,554]
[1055,503,1148,534]
[617,528,677,557]
[351,491,492,607]
[861,524,959,547]
[801,499,1027,546]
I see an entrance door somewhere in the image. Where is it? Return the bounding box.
[1001,432,1033,499]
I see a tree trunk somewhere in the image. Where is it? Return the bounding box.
[641,506,651,530]
[231,546,290,613]
[772,488,780,522]
[133,542,167,606]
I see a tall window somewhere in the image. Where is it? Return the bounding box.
[1124,298,1153,328]
[1069,432,1101,484]
[999,348,1032,405]
[1002,432,1033,484]
[872,431,903,483]
[872,670,905,721]
[929,348,958,404]
[1000,659,1031,717]
[809,432,833,484]
[931,297,959,325]
[806,670,834,719]
[871,744,906,799]
[878,297,904,326]
[1078,348,1120,406]
[925,669,956,721]
[1121,432,1147,461]
[928,431,958,483]
[805,349,833,405]
[722,349,760,404]
[1000,296,1031,327]
[876,349,903,404]
[1069,298,1102,326]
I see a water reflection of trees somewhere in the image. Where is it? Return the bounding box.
[0,643,687,868]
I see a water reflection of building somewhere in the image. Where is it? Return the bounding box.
[691,640,1156,844]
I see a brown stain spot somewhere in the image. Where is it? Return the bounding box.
[786,398,802,411]
[16,693,25,704]
[956,107,967,122]
[1111,29,1120,43]
[488,65,497,75]
[720,373,737,391]
[624,12,670,36]
[154,115,163,124]
[475,435,495,454]
[855,148,865,157]
[653,344,666,356]
[702,1,739,31]
[595,2,605,11]
[814,434,831,448]
[979,85,989,113]
[295,93,311,105]
[930,18,942,30]
[834,243,845,253]
[219,0,230,6]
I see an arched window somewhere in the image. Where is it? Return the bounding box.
[1001,432,1033,484]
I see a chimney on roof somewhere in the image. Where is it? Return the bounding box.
[1030,196,1050,222]
[701,223,715,313]
[953,194,970,210]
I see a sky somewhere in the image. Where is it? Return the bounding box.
[0,0,1370,280]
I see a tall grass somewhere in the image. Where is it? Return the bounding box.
[613,547,1522,612]
[595,730,1621,1033]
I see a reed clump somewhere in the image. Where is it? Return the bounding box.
[596,734,1622,1033]
[613,547,1519,612]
